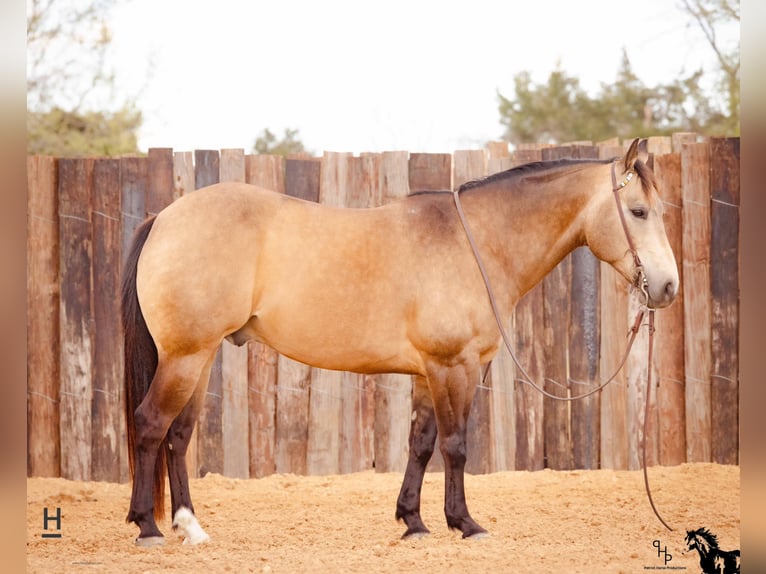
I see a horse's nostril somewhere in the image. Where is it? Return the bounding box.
[665,281,677,298]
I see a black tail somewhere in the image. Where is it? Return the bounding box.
[121,216,167,521]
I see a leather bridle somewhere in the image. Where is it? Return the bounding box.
[453,159,672,531]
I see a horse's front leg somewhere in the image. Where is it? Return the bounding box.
[426,359,488,539]
[396,375,438,538]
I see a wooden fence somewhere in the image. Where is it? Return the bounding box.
[26,134,740,483]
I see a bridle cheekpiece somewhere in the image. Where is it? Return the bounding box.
[610,161,651,308]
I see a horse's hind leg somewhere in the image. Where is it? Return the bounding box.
[166,351,216,545]
[128,352,209,546]
[396,375,438,538]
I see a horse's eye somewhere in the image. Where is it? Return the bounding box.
[630,207,647,220]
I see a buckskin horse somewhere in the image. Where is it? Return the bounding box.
[122,138,678,546]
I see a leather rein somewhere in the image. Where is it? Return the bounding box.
[453,159,672,531]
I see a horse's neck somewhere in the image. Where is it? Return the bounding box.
[466,178,590,304]
[695,538,712,558]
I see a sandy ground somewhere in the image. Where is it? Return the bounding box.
[27,463,739,573]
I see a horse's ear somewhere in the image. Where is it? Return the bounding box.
[623,138,649,171]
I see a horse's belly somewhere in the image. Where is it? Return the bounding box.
[248,303,420,375]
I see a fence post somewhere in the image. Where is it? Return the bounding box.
[194,150,223,477]
[374,151,412,473]
[58,158,95,480]
[27,156,61,478]
[219,149,250,479]
[652,152,687,466]
[245,154,285,478]
[510,145,545,472]
[273,157,320,475]
[709,137,740,465]
[682,142,712,463]
[91,158,124,482]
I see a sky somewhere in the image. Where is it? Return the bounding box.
[106,0,738,154]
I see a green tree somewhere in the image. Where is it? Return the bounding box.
[27,106,142,157]
[251,128,310,156]
[498,66,604,145]
[27,0,142,155]
[679,0,739,135]
[498,1,739,144]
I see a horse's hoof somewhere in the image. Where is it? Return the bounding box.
[135,536,165,547]
[463,530,490,540]
[401,528,430,540]
[173,506,211,545]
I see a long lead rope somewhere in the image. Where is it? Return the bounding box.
[452,186,645,402]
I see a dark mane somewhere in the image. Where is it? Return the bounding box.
[461,156,658,194]
[458,158,610,192]
[687,528,720,548]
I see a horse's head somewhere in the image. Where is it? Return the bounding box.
[585,138,679,309]
[685,527,718,552]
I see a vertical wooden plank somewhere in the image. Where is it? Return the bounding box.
[245,154,285,478]
[305,152,349,475]
[652,153,686,466]
[682,142,712,463]
[486,141,510,160]
[338,154,379,474]
[58,158,95,481]
[671,132,700,153]
[119,156,147,483]
[484,142,515,472]
[541,257,572,470]
[146,148,174,216]
[709,137,739,465]
[453,149,492,474]
[540,146,574,470]
[453,149,487,188]
[509,146,545,472]
[513,287,545,471]
[513,145,547,167]
[488,322,516,472]
[219,149,250,479]
[569,247,601,469]
[626,290,656,470]
[194,149,220,189]
[285,157,321,201]
[568,144,601,469]
[275,158,319,475]
[194,150,223,477]
[408,153,452,191]
[90,159,124,482]
[646,137,672,156]
[374,151,412,473]
[599,264,630,469]
[173,151,195,201]
[120,157,148,265]
[27,156,61,477]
